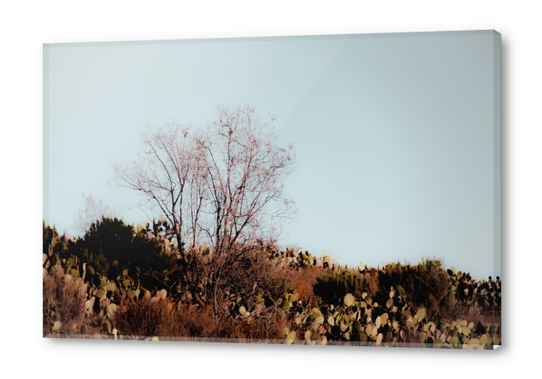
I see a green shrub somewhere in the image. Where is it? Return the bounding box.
[313,270,368,305]
[81,217,135,272]
[65,217,173,289]
[376,259,459,320]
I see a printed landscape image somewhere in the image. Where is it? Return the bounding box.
[43,31,501,348]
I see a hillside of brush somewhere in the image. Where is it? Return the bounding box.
[43,218,501,348]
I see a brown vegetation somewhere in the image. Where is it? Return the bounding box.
[273,266,327,306]
[111,297,287,343]
[43,267,87,336]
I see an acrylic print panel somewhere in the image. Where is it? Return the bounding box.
[43,30,501,349]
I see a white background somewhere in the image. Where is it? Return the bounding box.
[0,1,539,377]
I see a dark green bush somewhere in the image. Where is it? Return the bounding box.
[376,259,459,320]
[81,217,135,272]
[63,217,174,291]
[313,270,368,305]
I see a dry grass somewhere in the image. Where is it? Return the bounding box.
[273,266,328,305]
[111,297,287,342]
[43,266,90,336]
[457,305,501,328]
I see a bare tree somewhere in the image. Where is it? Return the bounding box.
[113,105,296,313]
[113,122,206,261]
[196,106,296,311]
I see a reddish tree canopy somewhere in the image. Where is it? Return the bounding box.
[113,105,297,262]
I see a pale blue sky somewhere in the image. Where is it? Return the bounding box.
[44,30,500,280]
